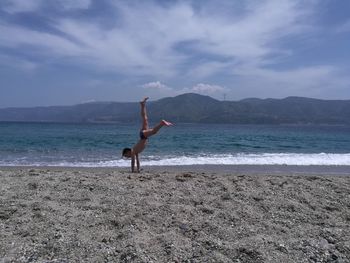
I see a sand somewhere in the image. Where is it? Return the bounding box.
[0,167,349,262]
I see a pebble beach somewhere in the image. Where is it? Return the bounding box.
[1,167,350,262]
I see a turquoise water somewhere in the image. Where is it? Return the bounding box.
[0,122,350,166]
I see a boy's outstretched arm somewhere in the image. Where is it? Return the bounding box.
[131,155,136,172]
[136,154,140,172]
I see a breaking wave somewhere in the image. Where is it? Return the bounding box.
[1,153,350,167]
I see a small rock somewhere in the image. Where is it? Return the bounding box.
[179,223,189,232]
[175,175,186,182]
[221,193,231,200]
[252,196,264,202]
[201,207,214,214]
[28,182,38,190]
[330,253,338,260]
[277,244,288,253]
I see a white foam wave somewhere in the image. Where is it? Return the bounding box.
[140,153,350,166]
[1,153,350,167]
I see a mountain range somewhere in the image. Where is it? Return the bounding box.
[0,93,349,125]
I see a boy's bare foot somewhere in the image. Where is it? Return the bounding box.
[161,120,173,126]
[140,97,149,105]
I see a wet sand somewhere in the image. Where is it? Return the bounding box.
[1,167,350,262]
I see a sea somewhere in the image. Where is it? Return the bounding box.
[0,122,350,167]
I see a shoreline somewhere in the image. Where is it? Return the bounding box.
[1,164,350,175]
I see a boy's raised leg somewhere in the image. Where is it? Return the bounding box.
[142,120,173,138]
[140,97,149,131]
[161,120,172,126]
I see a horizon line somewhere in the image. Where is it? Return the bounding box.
[1,93,350,109]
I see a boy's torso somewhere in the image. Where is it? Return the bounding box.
[133,140,147,154]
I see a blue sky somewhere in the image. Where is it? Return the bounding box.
[0,0,350,107]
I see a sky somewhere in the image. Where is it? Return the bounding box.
[0,0,350,107]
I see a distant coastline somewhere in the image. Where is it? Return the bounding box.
[1,120,350,127]
[1,93,350,125]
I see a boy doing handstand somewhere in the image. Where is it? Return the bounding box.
[122,97,172,172]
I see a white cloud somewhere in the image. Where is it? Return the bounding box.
[2,0,91,13]
[141,81,227,99]
[59,0,91,10]
[142,81,172,92]
[0,0,315,76]
[81,99,96,104]
[1,0,348,100]
[2,0,41,13]
[0,54,37,71]
[0,23,81,56]
[191,83,227,94]
[336,20,350,33]
[173,83,228,99]
[232,64,350,99]
[186,61,232,79]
